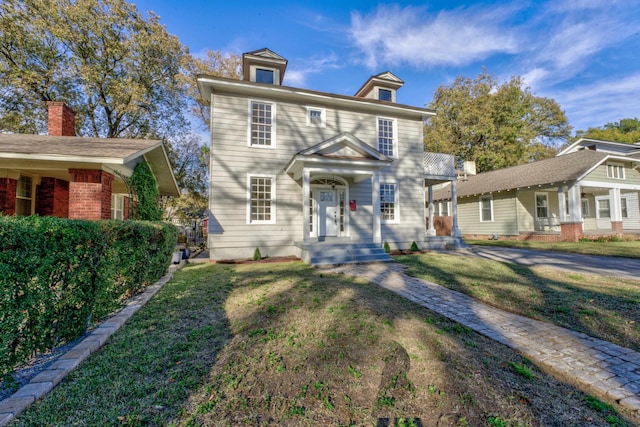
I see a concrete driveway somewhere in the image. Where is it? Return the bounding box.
[459,245,640,281]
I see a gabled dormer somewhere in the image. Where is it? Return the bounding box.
[242,48,288,85]
[354,71,404,102]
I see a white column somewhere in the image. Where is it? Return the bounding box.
[610,187,622,222]
[566,184,582,222]
[450,180,461,237]
[557,186,566,222]
[373,172,381,245]
[427,185,436,236]
[302,169,310,245]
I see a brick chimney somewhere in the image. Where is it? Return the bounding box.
[47,101,76,136]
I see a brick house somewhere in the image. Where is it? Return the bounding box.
[0,102,179,219]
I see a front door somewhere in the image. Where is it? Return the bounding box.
[318,190,338,237]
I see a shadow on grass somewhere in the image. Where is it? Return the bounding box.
[396,253,640,353]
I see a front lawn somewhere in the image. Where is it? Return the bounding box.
[397,252,640,353]
[465,238,640,258]
[12,262,635,426]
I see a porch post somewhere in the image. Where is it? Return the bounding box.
[373,172,381,245]
[450,180,461,238]
[427,185,436,236]
[561,184,583,241]
[557,186,566,222]
[609,187,623,234]
[302,168,310,245]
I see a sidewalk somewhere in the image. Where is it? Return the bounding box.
[324,262,640,418]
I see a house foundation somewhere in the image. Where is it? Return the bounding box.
[560,222,583,242]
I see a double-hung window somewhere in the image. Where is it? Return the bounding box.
[377,117,396,157]
[621,197,629,218]
[248,175,275,224]
[607,163,625,180]
[16,175,33,216]
[535,193,548,218]
[249,100,275,147]
[306,107,326,127]
[597,198,611,219]
[480,195,493,222]
[112,194,124,219]
[380,183,397,222]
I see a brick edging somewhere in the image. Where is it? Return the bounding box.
[0,262,184,426]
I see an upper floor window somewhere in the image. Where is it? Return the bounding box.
[607,163,625,179]
[377,117,396,157]
[256,68,274,84]
[480,195,493,222]
[249,100,275,148]
[248,175,276,224]
[380,183,397,222]
[16,175,33,216]
[306,107,326,127]
[378,88,392,101]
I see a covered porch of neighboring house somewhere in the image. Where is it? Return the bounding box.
[0,102,179,220]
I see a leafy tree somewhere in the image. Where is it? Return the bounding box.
[129,162,162,221]
[574,118,640,143]
[0,0,188,138]
[424,71,571,173]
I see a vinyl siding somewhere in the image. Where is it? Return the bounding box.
[208,92,428,258]
[457,191,519,236]
[585,163,640,185]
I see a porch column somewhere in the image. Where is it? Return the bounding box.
[427,185,436,236]
[373,172,381,245]
[302,168,310,245]
[557,186,566,222]
[561,184,582,241]
[450,180,461,238]
[609,187,623,234]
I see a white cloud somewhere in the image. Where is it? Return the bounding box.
[555,73,640,130]
[282,53,342,88]
[348,4,522,69]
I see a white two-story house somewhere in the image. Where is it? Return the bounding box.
[197,48,460,264]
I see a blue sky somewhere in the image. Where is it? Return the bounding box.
[134,0,640,134]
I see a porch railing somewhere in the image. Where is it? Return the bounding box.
[423,152,455,177]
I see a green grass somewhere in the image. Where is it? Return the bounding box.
[465,238,640,258]
[12,262,637,426]
[397,252,640,352]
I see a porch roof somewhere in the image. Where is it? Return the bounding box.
[0,134,179,196]
[433,150,610,200]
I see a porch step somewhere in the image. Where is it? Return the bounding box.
[421,236,466,250]
[299,241,392,265]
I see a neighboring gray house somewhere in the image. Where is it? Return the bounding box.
[197,48,460,263]
[433,138,640,241]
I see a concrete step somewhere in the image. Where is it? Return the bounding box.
[301,242,392,265]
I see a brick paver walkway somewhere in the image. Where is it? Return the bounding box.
[324,262,640,418]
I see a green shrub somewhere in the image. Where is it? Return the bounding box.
[0,216,177,375]
[253,247,262,261]
[383,241,391,253]
[410,241,419,252]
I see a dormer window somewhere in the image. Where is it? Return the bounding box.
[378,89,392,101]
[256,68,274,84]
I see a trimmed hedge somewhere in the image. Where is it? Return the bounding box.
[0,216,177,375]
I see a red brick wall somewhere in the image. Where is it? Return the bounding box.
[0,178,17,215]
[47,101,76,136]
[611,221,623,235]
[560,222,583,242]
[68,169,113,220]
[36,178,69,217]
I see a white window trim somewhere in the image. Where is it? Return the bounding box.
[535,192,549,219]
[246,174,276,224]
[380,181,399,224]
[439,201,450,216]
[16,175,34,216]
[595,196,611,219]
[581,199,590,217]
[377,88,394,102]
[111,194,125,220]
[621,197,629,218]
[247,99,276,149]
[479,195,494,222]
[249,65,280,85]
[606,163,625,180]
[376,116,398,158]
[306,106,326,128]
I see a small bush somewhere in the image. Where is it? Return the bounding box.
[253,247,262,261]
[410,241,419,252]
[383,241,391,253]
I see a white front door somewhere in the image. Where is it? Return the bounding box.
[318,190,338,237]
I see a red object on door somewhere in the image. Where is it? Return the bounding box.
[349,200,357,211]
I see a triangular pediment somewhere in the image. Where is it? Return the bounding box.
[375,71,403,83]
[299,132,390,161]
[243,48,286,61]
